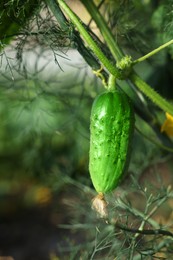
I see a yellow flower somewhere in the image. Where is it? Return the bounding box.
[34,187,52,205]
[161,112,173,137]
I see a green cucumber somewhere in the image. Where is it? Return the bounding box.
[89,90,134,193]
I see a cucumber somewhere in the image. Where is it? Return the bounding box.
[89,90,134,193]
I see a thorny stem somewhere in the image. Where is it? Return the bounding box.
[45,0,108,79]
[57,0,121,78]
[80,0,124,61]
[3,0,172,117]
[55,0,173,116]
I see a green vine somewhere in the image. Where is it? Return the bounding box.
[133,39,173,65]
[80,0,124,62]
[52,0,173,115]
[57,0,121,78]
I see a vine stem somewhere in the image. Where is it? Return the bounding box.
[53,0,173,115]
[57,0,120,77]
[130,73,173,115]
[133,39,173,64]
[80,0,124,61]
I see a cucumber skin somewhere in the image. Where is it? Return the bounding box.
[89,90,134,193]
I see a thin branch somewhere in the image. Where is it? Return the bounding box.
[116,222,173,238]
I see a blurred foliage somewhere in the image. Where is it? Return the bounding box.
[0,71,92,180]
[0,0,41,48]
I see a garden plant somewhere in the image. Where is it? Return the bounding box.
[1,0,173,259]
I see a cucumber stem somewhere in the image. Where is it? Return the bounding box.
[57,0,120,77]
[107,74,117,91]
[80,0,124,61]
[52,0,173,116]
